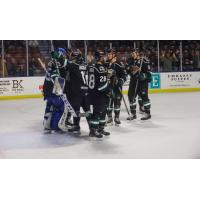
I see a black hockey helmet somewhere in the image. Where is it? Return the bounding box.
[69,48,82,60]
[94,50,104,61]
[106,48,116,54]
[131,48,140,53]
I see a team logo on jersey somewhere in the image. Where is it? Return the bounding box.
[79,65,87,70]
[99,66,105,72]
[89,68,94,73]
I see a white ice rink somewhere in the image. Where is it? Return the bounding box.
[0,92,200,158]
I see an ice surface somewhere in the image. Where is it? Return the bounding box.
[0,92,200,158]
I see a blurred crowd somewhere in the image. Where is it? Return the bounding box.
[0,40,47,77]
[0,40,200,77]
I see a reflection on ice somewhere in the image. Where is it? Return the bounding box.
[0,92,200,158]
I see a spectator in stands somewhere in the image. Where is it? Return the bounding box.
[183,50,193,71]
[0,54,8,77]
[160,51,178,72]
[193,50,200,71]
[6,54,17,76]
[18,58,26,76]
[87,51,94,64]
[28,40,39,48]
[28,58,37,76]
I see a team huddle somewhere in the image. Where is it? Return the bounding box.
[42,47,152,138]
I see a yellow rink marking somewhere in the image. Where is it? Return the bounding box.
[0,88,200,100]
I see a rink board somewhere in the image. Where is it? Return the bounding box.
[0,77,44,100]
[0,72,200,100]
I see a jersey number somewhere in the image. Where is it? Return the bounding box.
[81,71,88,85]
[100,76,107,82]
[82,71,95,89]
[88,74,95,89]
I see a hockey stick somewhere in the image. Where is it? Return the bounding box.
[38,58,77,118]
[84,40,88,63]
[108,96,112,111]
[118,87,131,117]
[132,56,144,101]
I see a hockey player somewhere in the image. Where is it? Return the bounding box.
[43,48,68,132]
[66,49,91,135]
[126,49,152,120]
[88,50,110,138]
[105,49,127,125]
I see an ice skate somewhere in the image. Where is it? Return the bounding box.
[98,128,110,136]
[141,113,151,120]
[126,114,137,120]
[114,117,121,126]
[89,129,103,138]
[43,128,52,134]
[139,106,145,114]
[106,116,113,126]
[68,125,81,135]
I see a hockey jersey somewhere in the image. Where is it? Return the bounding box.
[66,60,89,95]
[105,61,127,89]
[126,57,152,82]
[88,63,108,95]
[43,58,66,98]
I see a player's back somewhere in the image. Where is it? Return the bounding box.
[67,60,88,95]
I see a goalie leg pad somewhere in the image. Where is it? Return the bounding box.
[43,101,53,130]
[58,106,69,131]
[46,96,65,130]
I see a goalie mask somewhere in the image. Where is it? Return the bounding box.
[57,48,66,58]
[51,48,66,60]
[51,48,67,67]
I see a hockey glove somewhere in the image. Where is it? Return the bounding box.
[104,87,113,98]
[117,78,124,87]
[139,73,147,81]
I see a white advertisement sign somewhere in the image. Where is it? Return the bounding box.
[0,72,200,98]
[161,72,200,89]
[0,77,44,96]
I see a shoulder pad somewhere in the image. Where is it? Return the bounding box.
[142,57,149,61]
[89,66,95,73]
[48,60,54,67]
[143,58,150,64]
[94,64,106,73]
[99,65,106,72]
[72,61,79,66]
[115,62,122,68]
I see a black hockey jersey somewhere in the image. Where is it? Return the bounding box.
[43,58,67,98]
[66,60,89,95]
[105,61,127,89]
[126,57,151,82]
[88,63,108,95]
